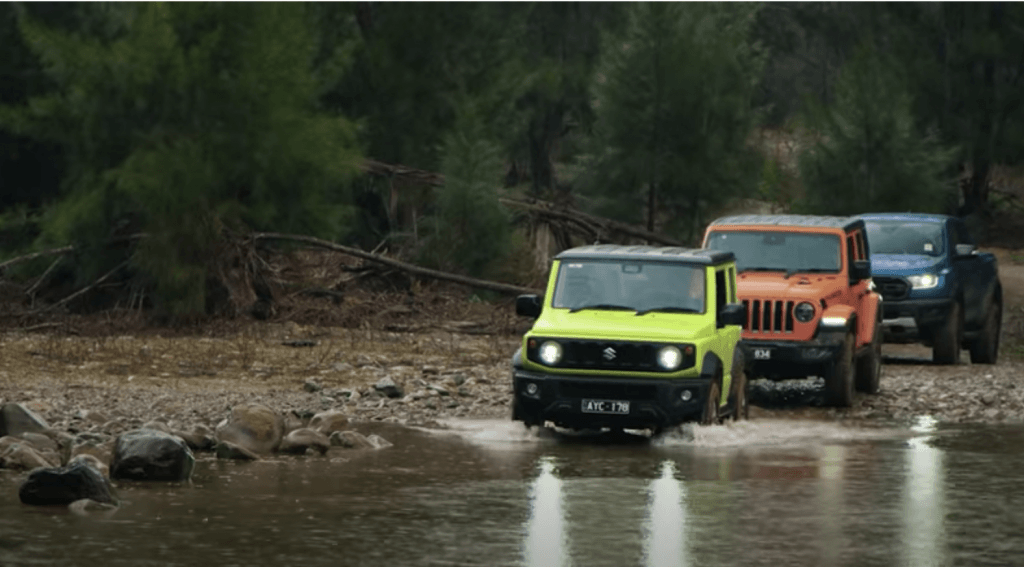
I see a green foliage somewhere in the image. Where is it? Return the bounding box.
[421,108,511,279]
[1,3,361,315]
[582,2,765,242]
[797,47,957,216]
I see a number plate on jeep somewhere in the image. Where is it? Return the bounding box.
[581,399,630,415]
[753,348,772,360]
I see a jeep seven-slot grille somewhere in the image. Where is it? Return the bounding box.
[873,276,909,301]
[561,340,657,372]
[742,299,795,333]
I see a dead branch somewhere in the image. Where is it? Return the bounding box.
[34,260,130,314]
[0,245,75,274]
[252,232,542,296]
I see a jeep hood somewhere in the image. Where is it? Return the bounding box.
[529,310,713,342]
[736,272,844,300]
[869,253,944,275]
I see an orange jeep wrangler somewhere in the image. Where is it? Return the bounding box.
[702,215,882,407]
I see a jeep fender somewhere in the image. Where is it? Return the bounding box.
[857,292,882,347]
[820,304,857,334]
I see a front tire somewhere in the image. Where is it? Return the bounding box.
[701,376,722,425]
[855,319,882,394]
[969,300,1002,364]
[824,332,855,407]
[730,350,749,421]
[933,302,963,365]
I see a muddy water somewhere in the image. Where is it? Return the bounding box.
[1,418,1022,567]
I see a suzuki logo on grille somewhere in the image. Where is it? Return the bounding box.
[602,347,617,361]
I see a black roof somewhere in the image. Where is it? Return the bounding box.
[555,245,734,265]
[708,214,864,232]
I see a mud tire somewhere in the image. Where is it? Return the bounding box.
[855,319,882,394]
[933,302,963,365]
[824,332,855,407]
[969,300,1002,364]
[729,350,749,421]
[701,376,722,426]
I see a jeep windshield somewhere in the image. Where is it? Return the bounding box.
[705,231,841,274]
[552,260,705,314]
[863,220,945,257]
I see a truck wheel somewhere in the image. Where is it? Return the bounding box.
[824,333,855,407]
[969,300,1002,364]
[701,376,721,425]
[855,319,882,394]
[730,350,749,421]
[933,302,963,365]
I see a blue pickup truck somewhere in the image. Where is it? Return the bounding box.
[857,213,1002,364]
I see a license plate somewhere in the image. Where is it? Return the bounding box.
[581,399,630,415]
[753,348,772,360]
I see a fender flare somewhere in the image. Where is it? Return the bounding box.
[700,352,723,382]
[512,347,523,369]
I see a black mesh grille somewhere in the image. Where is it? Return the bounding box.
[874,277,909,301]
[562,340,658,371]
[742,299,795,333]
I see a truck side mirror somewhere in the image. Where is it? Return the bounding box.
[515,294,543,318]
[850,260,872,282]
[718,302,746,328]
[955,243,977,258]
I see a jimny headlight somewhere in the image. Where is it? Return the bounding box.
[657,346,683,370]
[538,341,563,365]
[907,274,939,290]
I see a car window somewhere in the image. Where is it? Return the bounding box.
[551,259,706,313]
[863,220,945,256]
[705,231,841,273]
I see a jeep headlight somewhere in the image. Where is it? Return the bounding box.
[794,302,815,323]
[657,346,683,370]
[538,341,563,365]
[907,274,939,289]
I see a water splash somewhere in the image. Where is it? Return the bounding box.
[654,419,904,448]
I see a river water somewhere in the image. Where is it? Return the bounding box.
[0,416,1021,567]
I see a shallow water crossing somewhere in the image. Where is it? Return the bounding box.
[2,417,1023,566]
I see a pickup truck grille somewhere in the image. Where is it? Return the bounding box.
[742,299,795,334]
[874,277,909,301]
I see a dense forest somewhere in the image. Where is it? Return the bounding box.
[1,2,1023,318]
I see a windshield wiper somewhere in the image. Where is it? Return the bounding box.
[740,267,782,273]
[783,267,837,279]
[635,306,700,316]
[568,303,635,314]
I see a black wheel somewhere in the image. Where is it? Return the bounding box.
[729,350,749,421]
[855,319,882,394]
[969,300,1002,364]
[701,377,722,425]
[511,398,539,428]
[933,302,963,365]
[824,332,855,407]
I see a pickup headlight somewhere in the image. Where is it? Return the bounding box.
[538,341,563,365]
[907,274,939,289]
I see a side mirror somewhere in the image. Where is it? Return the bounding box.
[718,302,746,328]
[850,259,872,282]
[515,294,542,318]
[955,243,977,258]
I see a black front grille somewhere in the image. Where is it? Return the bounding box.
[562,340,658,371]
[558,380,658,401]
[742,299,795,333]
[874,277,909,301]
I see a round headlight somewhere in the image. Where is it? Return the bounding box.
[538,341,563,365]
[657,346,683,370]
[794,302,815,323]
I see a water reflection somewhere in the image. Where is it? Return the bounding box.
[902,415,946,567]
[643,460,687,567]
[523,456,570,567]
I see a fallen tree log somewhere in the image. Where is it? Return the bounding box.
[252,232,543,296]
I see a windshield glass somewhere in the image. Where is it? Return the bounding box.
[551,260,705,314]
[705,231,841,274]
[863,220,945,256]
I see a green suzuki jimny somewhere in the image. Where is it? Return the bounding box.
[512,245,748,433]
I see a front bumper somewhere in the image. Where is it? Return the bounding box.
[880,297,953,343]
[739,330,847,380]
[512,369,711,430]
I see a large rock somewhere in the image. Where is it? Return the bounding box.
[19,460,118,506]
[215,441,259,461]
[278,428,330,455]
[309,410,349,434]
[0,442,55,470]
[329,431,375,449]
[374,376,404,399]
[0,402,50,437]
[70,433,114,468]
[215,404,284,454]
[110,429,195,482]
[174,424,217,452]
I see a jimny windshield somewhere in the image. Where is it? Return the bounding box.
[705,231,841,274]
[551,260,706,314]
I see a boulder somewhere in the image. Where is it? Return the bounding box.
[68,453,109,478]
[278,428,330,455]
[16,432,58,453]
[19,460,118,506]
[374,376,404,398]
[0,402,50,437]
[309,410,349,434]
[110,428,195,482]
[215,441,259,461]
[329,430,375,449]
[366,434,393,449]
[0,442,55,470]
[173,424,217,452]
[214,403,284,454]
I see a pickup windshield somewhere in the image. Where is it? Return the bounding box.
[863,220,945,256]
[552,260,705,314]
[705,231,841,274]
